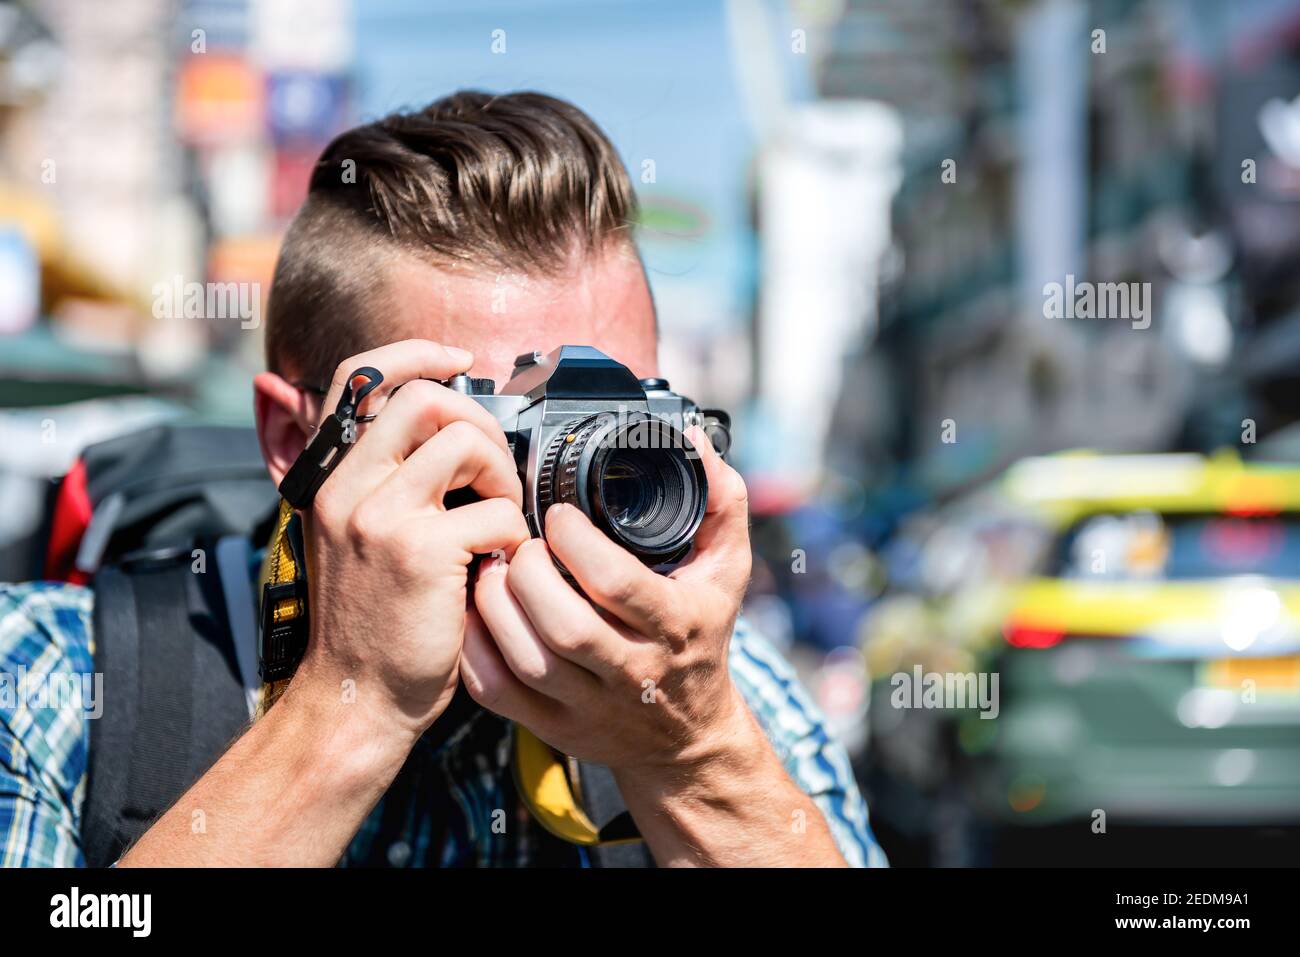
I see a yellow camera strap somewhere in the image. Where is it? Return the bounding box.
[257,499,303,714]
[511,726,642,847]
[256,498,642,849]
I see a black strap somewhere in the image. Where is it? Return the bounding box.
[577,761,655,868]
[84,550,249,866]
[82,564,139,868]
[122,565,195,816]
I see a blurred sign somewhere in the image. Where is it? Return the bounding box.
[0,229,38,334]
[179,0,251,54]
[269,150,319,220]
[252,0,352,71]
[207,235,281,305]
[205,144,270,237]
[175,55,264,145]
[266,73,348,146]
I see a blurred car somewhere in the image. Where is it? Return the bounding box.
[986,451,1300,826]
[863,451,1300,855]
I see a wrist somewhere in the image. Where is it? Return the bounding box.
[610,684,846,866]
[614,682,766,804]
[275,658,420,787]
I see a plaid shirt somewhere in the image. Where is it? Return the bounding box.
[0,580,885,867]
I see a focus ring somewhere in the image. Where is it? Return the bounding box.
[537,415,604,517]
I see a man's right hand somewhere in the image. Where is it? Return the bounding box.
[120,339,531,866]
[293,339,533,737]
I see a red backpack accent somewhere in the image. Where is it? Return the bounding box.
[44,458,93,584]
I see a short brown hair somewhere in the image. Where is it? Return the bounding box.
[265,90,640,384]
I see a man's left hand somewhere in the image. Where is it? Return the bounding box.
[463,426,848,866]
[463,426,752,772]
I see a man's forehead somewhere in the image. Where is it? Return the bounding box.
[382,248,659,386]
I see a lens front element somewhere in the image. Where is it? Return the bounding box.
[538,412,707,564]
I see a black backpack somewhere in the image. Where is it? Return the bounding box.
[51,422,649,867]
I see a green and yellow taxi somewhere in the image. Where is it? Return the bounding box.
[866,451,1300,828]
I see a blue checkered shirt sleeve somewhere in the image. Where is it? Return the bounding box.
[0,582,94,867]
[728,619,888,867]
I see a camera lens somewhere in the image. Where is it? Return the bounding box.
[601,451,658,528]
[538,412,707,565]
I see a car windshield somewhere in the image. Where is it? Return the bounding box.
[1053,512,1300,581]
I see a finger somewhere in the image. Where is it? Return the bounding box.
[542,503,681,640]
[318,339,473,426]
[357,377,510,460]
[474,557,601,702]
[504,538,631,676]
[460,608,559,727]
[429,497,532,561]
[374,419,522,514]
[327,378,510,507]
[669,425,752,597]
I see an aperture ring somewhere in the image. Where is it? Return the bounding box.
[536,415,607,519]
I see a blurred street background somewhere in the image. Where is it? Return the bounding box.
[4,0,1300,865]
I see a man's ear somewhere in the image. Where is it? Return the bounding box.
[254,372,318,487]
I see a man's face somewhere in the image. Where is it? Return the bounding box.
[254,242,659,485]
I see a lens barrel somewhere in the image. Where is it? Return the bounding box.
[537,412,707,564]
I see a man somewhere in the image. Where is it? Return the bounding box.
[0,91,884,867]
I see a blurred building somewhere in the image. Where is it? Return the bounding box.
[812,0,1300,503]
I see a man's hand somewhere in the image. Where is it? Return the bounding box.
[464,427,847,866]
[122,340,531,866]
[297,339,531,737]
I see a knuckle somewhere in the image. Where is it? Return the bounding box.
[506,538,551,585]
[664,589,702,639]
[592,571,638,610]
[660,614,693,647]
[479,494,516,524]
[330,353,376,395]
[502,471,526,509]
[723,464,749,509]
[311,485,344,527]
[548,626,590,658]
[419,338,452,363]
[605,647,636,681]
[344,500,386,545]
[505,545,534,588]
[437,418,480,446]
[395,377,443,419]
[330,358,356,392]
[496,496,530,532]
[462,668,501,709]
[736,547,753,580]
[400,376,439,401]
[392,524,429,561]
[514,652,551,686]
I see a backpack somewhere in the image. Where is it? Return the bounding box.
[46,422,650,867]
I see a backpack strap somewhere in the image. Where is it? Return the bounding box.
[577,761,655,868]
[83,548,250,866]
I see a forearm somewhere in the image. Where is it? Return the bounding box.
[613,690,847,867]
[119,665,414,867]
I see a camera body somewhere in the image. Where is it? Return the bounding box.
[444,346,730,568]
